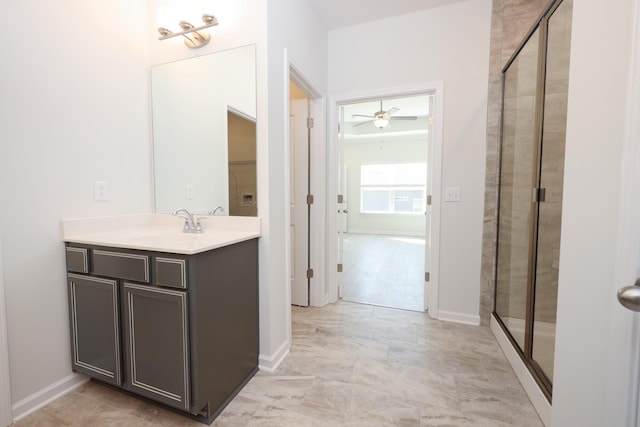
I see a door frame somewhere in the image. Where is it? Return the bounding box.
[327,82,444,317]
[283,50,327,313]
[0,231,12,426]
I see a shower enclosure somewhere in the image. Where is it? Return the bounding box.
[494,0,572,400]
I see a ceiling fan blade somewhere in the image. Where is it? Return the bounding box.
[387,107,400,116]
[352,119,374,127]
[390,115,418,121]
[352,114,374,119]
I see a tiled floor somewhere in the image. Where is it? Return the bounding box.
[15,302,543,426]
[343,234,425,311]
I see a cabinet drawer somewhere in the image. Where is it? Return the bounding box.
[92,250,149,283]
[66,247,88,273]
[154,257,188,289]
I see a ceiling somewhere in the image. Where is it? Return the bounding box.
[308,0,468,30]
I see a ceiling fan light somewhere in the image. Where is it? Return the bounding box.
[374,117,389,129]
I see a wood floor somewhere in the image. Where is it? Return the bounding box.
[342,233,425,312]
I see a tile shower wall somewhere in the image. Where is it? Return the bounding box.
[481,0,549,326]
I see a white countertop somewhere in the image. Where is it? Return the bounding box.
[61,214,260,255]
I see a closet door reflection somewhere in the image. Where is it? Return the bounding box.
[532,0,573,384]
[495,27,540,352]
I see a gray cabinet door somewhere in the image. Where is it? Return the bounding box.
[67,274,121,386]
[122,283,190,411]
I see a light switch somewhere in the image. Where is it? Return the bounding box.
[444,186,461,202]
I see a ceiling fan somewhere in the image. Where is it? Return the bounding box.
[352,100,418,129]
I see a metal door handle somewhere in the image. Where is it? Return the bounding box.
[617,279,640,312]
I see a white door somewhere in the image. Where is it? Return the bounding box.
[423,95,436,310]
[606,22,640,425]
[602,131,640,425]
[290,97,310,306]
[336,106,346,298]
[552,0,640,423]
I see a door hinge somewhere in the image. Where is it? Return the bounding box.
[337,194,344,204]
[427,195,432,206]
[307,194,314,205]
[307,268,314,279]
[307,118,314,129]
[337,263,343,273]
[533,187,546,203]
[425,272,430,282]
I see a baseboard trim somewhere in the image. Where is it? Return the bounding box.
[258,339,290,373]
[437,310,480,326]
[12,373,89,422]
[346,229,425,238]
[490,314,550,426]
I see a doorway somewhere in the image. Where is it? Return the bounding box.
[336,93,437,312]
[287,63,326,309]
[227,109,257,217]
[289,80,311,307]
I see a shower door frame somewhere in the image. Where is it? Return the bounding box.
[493,0,571,401]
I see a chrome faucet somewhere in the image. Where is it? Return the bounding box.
[209,206,224,216]
[172,208,203,233]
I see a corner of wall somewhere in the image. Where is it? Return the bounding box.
[258,339,290,373]
[11,374,88,423]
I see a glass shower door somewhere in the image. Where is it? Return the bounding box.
[532,0,573,385]
[494,0,573,399]
[495,27,541,352]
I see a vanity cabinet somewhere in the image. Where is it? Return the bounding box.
[64,239,259,423]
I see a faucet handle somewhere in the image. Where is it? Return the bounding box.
[195,216,208,233]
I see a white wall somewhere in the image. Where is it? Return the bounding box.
[265,0,328,363]
[552,0,636,424]
[0,0,152,412]
[329,0,491,320]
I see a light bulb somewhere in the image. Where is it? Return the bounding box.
[374,117,389,129]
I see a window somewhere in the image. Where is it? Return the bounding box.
[360,163,427,214]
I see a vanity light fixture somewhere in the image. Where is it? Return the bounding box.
[157,14,218,49]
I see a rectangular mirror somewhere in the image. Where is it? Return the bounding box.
[151,44,257,216]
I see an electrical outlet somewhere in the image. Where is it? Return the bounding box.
[94,181,108,201]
